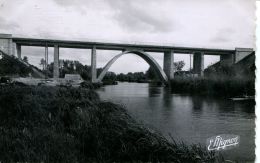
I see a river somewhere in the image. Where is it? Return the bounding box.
[96,82,255,162]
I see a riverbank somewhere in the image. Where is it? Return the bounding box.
[170,77,255,97]
[0,85,222,162]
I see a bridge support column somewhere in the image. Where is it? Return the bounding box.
[16,44,21,59]
[193,52,204,76]
[53,45,59,79]
[45,45,48,69]
[91,46,97,83]
[0,34,13,56]
[163,50,174,80]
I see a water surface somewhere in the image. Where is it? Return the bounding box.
[96,82,255,161]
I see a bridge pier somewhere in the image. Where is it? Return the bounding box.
[193,52,204,76]
[45,45,48,69]
[91,46,97,83]
[16,44,21,59]
[234,48,253,63]
[220,48,253,66]
[53,45,59,79]
[0,34,14,56]
[163,50,174,80]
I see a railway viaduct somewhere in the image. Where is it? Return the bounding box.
[0,33,254,83]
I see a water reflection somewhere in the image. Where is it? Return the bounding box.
[96,82,255,162]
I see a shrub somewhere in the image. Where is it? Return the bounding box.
[170,77,255,97]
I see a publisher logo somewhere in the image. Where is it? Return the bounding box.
[207,134,240,151]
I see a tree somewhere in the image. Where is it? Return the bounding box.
[22,56,28,63]
[173,61,185,71]
[145,67,158,80]
[39,58,46,70]
[104,71,117,81]
[0,54,31,77]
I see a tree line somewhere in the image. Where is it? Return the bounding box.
[38,58,185,82]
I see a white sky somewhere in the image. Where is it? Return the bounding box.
[0,0,256,73]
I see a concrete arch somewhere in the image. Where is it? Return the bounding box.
[97,50,168,83]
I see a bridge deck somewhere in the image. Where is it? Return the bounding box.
[12,37,235,55]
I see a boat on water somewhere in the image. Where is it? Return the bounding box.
[229,95,255,101]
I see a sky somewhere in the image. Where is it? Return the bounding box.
[0,0,256,73]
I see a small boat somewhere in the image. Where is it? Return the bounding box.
[229,95,255,101]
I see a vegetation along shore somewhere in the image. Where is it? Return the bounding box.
[0,85,224,162]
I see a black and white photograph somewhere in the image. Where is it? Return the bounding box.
[0,0,258,162]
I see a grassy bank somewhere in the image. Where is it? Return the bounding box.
[170,77,255,97]
[0,85,223,162]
